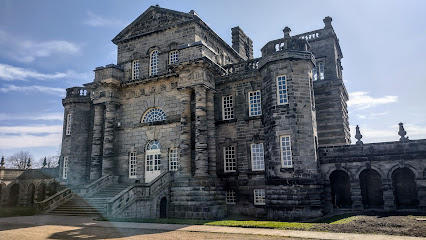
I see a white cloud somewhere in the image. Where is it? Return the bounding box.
[348,91,398,110]
[83,11,127,28]
[0,30,80,63]
[0,125,62,149]
[0,64,92,82]
[0,84,65,96]
[0,112,63,121]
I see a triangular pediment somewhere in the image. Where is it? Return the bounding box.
[112,6,196,44]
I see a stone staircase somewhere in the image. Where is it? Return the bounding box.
[48,183,129,216]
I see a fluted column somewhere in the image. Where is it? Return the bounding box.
[194,86,208,177]
[90,104,104,180]
[179,88,192,176]
[207,89,217,176]
[102,102,116,176]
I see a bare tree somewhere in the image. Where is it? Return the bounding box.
[6,150,34,169]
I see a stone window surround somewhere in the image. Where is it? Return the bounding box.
[132,59,140,80]
[169,148,178,172]
[169,50,178,64]
[222,95,234,120]
[141,108,167,123]
[276,75,288,105]
[65,114,72,136]
[226,190,236,204]
[248,90,262,117]
[224,145,236,173]
[63,156,68,180]
[129,151,137,178]
[253,189,266,205]
[250,143,265,171]
[149,50,159,76]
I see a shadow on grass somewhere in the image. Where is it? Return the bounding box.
[0,206,37,218]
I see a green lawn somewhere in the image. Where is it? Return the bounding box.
[0,206,37,218]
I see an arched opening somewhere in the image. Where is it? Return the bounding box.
[392,167,418,208]
[8,184,20,206]
[160,197,167,218]
[48,182,58,197]
[28,183,35,205]
[38,183,46,202]
[360,169,384,208]
[329,170,352,208]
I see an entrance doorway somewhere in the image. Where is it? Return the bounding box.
[160,197,167,218]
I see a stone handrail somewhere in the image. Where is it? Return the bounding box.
[106,171,171,217]
[223,58,260,76]
[36,187,74,213]
[75,175,115,197]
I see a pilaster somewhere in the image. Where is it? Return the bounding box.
[194,86,208,177]
[90,104,104,180]
[179,88,193,177]
[207,89,217,176]
[102,102,117,176]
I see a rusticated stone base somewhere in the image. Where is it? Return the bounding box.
[169,178,226,219]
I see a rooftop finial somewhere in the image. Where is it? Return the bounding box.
[355,125,363,145]
[27,158,32,169]
[42,157,47,168]
[323,16,332,29]
[283,26,291,39]
[1,156,5,169]
[398,122,409,142]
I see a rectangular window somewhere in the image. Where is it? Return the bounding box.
[224,146,236,172]
[169,50,178,64]
[280,135,293,168]
[319,62,324,80]
[222,95,234,120]
[129,152,137,178]
[66,114,72,136]
[169,148,179,171]
[248,90,262,117]
[254,189,265,205]
[146,154,161,171]
[276,75,288,105]
[251,143,264,171]
[226,190,236,204]
[313,67,318,81]
[132,60,140,79]
[63,156,68,179]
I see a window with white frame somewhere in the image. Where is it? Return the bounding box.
[254,189,265,205]
[169,50,178,64]
[222,95,234,120]
[150,50,159,76]
[63,156,68,179]
[319,62,325,80]
[129,151,137,178]
[276,75,288,105]
[251,143,264,171]
[141,108,166,123]
[248,90,262,117]
[312,67,318,81]
[132,60,140,79]
[280,135,293,168]
[169,148,178,171]
[66,114,72,135]
[226,190,236,204]
[224,146,236,172]
[146,140,161,171]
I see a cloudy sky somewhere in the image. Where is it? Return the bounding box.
[0,0,425,163]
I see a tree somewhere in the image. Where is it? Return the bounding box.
[6,150,34,169]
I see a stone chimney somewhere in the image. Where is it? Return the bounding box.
[231,26,253,60]
[323,16,332,29]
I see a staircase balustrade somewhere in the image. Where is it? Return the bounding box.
[75,175,116,197]
[36,187,74,213]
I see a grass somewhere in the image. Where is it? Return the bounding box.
[0,206,37,218]
[205,220,316,229]
[99,217,210,225]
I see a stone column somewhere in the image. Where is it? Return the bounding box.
[415,179,426,210]
[194,86,208,177]
[90,104,104,180]
[382,178,396,210]
[102,102,116,176]
[350,179,363,210]
[179,88,192,176]
[206,89,217,176]
[323,181,333,214]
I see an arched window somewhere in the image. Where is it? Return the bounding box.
[142,108,166,123]
[150,50,159,76]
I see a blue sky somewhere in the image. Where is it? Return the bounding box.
[0,0,425,163]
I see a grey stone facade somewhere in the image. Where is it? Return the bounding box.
[2,5,421,219]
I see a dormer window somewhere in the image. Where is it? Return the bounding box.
[169,50,178,64]
[132,60,140,79]
[150,50,159,76]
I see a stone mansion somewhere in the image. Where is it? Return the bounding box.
[1,5,425,220]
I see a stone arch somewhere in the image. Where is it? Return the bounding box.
[359,169,384,209]
[387,163,419,179]
[329,170,352,208]
[325,166,353,180]
[392,167,418,208]
[37,181,47,202]
[355,165,385,180]
[47,181,58,197]
[27,183,36,205]
[8,183,20,206]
